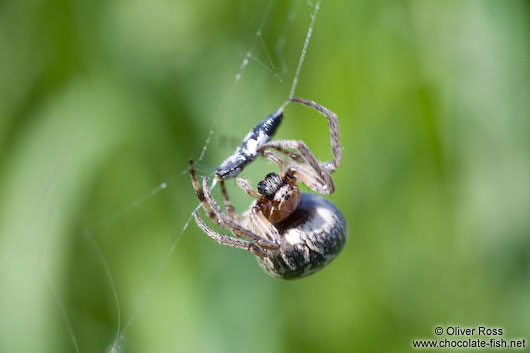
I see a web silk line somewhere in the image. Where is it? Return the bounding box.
[115,210,195,348]
[46,275,80,353]
[116,191,208,348]
[84,231,122,353]
[282,0,321,111]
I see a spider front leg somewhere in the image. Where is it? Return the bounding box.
[258,140,335,194]
[248,205,281,242]
[289,97,342,172]
[218,179,235,218]
[235,178,281,243]
[257,97,342,194]
[192,211,268,257]
[235,177,261,199]
[201,177,280,250]
[189,160,220,224]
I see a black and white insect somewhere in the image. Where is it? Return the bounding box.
[190,97,347,279]
[215,108,283,179]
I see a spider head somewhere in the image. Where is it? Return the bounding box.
[258,172,300,223]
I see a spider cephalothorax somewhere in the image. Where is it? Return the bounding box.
[190,97,347,279]
[256,171,301,223]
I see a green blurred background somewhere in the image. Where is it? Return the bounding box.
[1,0,529,352]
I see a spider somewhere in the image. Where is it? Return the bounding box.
[189,97,347,279]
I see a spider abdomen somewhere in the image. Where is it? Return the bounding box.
[256,192,347,279]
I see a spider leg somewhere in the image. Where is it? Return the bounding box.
[258,140,335,194]
[234,178,284,243]
[262,150,284,173]
[248,206,280,243]
[193,211,268,257]
[263,146,305,164]
[289,97,342,172]
[235,178,281,243]
[189,160,220,224]
[202,177,280,250]
[261,147,306,175]
[235,177,260,199]
[289,163,334,195]
[218,179,235,218]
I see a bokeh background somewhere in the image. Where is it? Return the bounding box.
[1,0,529,352]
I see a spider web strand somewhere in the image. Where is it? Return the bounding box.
[288,0,321,100]
[45,276,81,353]
[84,231,121,353]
